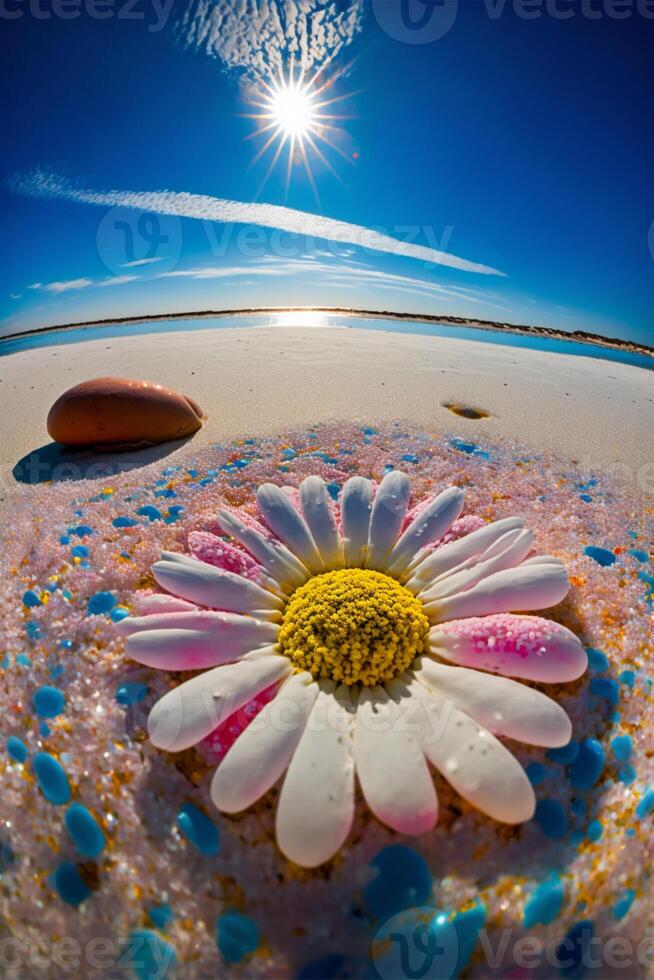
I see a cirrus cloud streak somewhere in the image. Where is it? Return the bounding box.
[9,169,505,277]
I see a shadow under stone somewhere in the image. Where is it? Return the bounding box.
[12,437,192,485]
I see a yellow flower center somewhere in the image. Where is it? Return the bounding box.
[278,568,429,687]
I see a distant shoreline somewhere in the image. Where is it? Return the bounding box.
[2,306,653,359]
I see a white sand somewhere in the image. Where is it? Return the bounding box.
[1,325,652,492]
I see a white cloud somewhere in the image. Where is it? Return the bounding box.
[176,0,364,82]
[25,273,138,295]
[10,170,505,277]
[119,257,162,268]
[28,277,94,294]
[97,274,139,287]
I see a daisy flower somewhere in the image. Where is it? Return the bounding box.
[118,473,587,867]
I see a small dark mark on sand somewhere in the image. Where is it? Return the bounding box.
[442,402,491,420]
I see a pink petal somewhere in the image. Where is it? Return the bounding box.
[440,514,486,545]
[188,531,264,581]
[430,613,587,682]
[197,682,279,764]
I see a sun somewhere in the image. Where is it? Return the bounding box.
[243,63,356,201]
[268,79,317,139]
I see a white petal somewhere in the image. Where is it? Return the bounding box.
[257,483,325,573]
[405,680,535,823]
[211,672,318,813]
[366,471,411,570]
[354,687,437,834]
[385,487,466,578]
[425,562,569,622]
[406,517,523,590]
[124,615,278,671]
[216,509,309,590]
[276,684,355,867]
[300,476,343,569]
[341,477,374,567]
[416,659,571,747]
[152,557,283,618]
[133,593,197,615]
[118,610,276,635]
[160,547,280,595]
[147,651,290,752]
[419,529,533,601]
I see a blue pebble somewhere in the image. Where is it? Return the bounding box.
[64,803,106,858]
[401,454,419,463]
[586,648,609,672]
[589,676,620,706]
[281,448,296,460]
[635,788,654,819]
[73,525,93,538]
[110,606,130,623]
[298,955,347,980]
[124,930,176,979]
[53,862,91,906]
[619,763,637,785]
[612,889,636,921]
[148,903,174,930]
[16,653,32,667]
[22,589,42,608]
[113,516,138,528]
[534,799,569,839]
[59,535,70,545]
[33,752,71,805]
[326,482,340,501]
[71,545,89,559]
[523,875,565,927]
[451,903,486,977]
[137,505,163,521]
[33,686,66,718]
[628,549,649,562]
[547,740,579,765]
[579,494,592,503]
[586,819,603,842]
[363,845,431,920]
[526,762,548,786]
[25,621,42,640]
[619,669,636,688]
[87,592,117,615]
[556,920,594,979]
[176,803,220,855]
[611,735,633,762]
[583,545,616,566]
[115,681,149,706]
[7,735,28,763]
[59,639,73,650]
[363,427,378,435]
[216,911,260,963]
[569,739,605,791]
[39,721,51,737]
[450,437,479,455]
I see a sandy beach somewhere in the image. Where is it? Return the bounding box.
[2,323,654,977]
[1,325,652,494]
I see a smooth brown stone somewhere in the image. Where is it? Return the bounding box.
[47,377,205,449]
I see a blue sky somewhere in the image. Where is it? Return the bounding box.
[1,0,652,344]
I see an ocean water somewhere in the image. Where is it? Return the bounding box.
[0,311,652,371]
